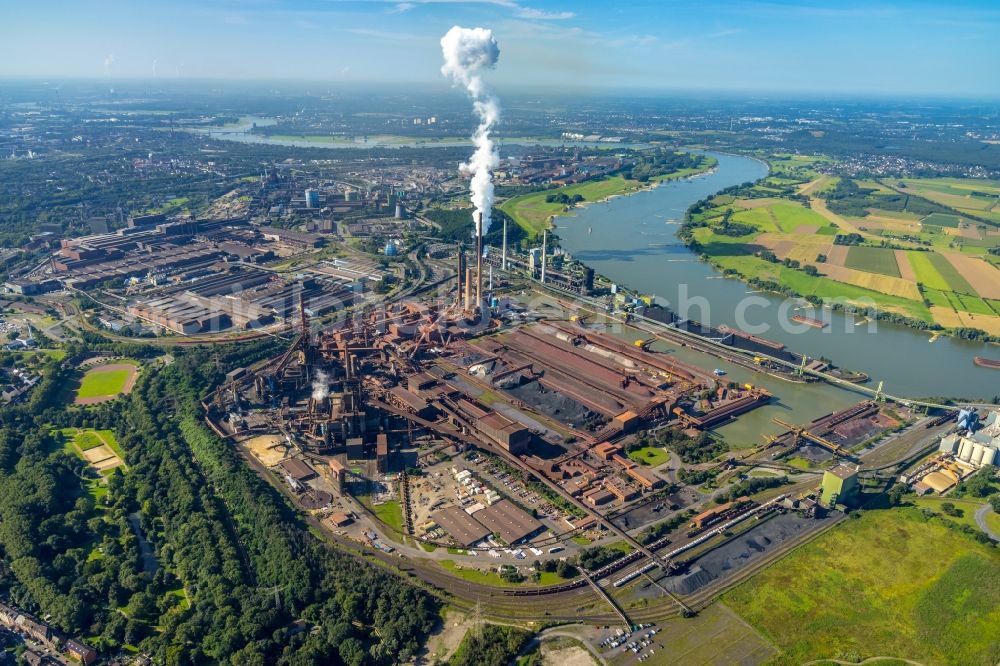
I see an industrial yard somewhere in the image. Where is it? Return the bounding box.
[185,224,963,631]
[9,156,973,647]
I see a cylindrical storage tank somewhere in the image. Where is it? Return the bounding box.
[971,444,986,466]
[958,439,974,462]
[980,447,997,467]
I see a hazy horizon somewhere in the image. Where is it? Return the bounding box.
[2,0,999,97]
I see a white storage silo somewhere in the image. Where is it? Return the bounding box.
[958,438,975,462]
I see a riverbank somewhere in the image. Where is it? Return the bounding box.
[677,161,1000,344]
[550,151,1000,399]
[500,156,718,236]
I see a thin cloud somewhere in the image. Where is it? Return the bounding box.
[708,28,743,38]
[347,27,425,41]
[516,6,574,20]
[346,0,574,20]
[606,34,658,48]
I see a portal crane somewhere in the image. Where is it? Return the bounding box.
[771,417,848,457]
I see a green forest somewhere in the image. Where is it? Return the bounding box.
[0,338,439,665]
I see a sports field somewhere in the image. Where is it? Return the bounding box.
[74,361,139,405]
[724,508,1000,665]
[61,427,126,473]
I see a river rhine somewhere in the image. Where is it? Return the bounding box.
[553,152,998,403]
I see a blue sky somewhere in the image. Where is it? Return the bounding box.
[2,0,998,96]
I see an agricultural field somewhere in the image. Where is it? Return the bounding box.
[843,246,901,277]
[908,252,956,291]
[900,177,1000,219]
[701,248,931,321]
[910,252,976,294]
[724,508,1000,666]
[688,163,1000,337]
[922,212,963,228]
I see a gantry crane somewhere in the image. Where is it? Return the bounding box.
[771,417,848,457]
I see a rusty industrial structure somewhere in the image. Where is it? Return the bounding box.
[203,278,776,512]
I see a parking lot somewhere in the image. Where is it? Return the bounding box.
[595,623,662,664]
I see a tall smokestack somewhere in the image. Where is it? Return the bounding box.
[476,211,483,312]
[456,250,463,307]
[464,267,473,311]
[501,217,507,271]
[541,230,547,284]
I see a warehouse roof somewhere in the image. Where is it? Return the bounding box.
[480,412,528,438]
[431,506,491,547]
[277,458,316,481]
[473,499,544,545]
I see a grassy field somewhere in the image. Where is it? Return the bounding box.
[76,360,139,400]
[437,560,543,587]
[844,246,901,277]
[373,500,404,533]
[954,293,997,316]
[913,497,988,530]
[499,175,644,235]
[770,201,832,232]
[61,427,124,458]
[77,369,130,398]
[986,510,1000,536]
[637,602,778,665]
[627,446,670,467]
[908,251,955,292]
[704,250,932,321]
[724,507,1000,665]
[922,212,963,228]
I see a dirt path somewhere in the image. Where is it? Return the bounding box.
[809,197,864,236]
[797,175,833,197]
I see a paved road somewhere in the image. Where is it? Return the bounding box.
[974,505,1000,542]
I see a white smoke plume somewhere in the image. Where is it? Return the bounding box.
[103,54,116,76]
[440,26,500,236]
[311,370,329,401]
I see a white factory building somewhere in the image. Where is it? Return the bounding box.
[939,409,1000,468]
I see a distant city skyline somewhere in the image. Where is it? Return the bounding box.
[2,0,999,97]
